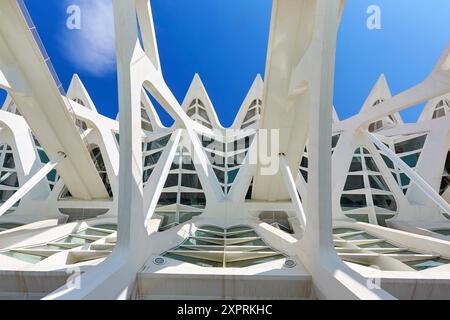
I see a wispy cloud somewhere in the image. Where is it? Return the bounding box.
[60,0,116,77]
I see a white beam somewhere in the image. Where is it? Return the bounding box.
[0,152,65,217]
[367,131,450,214]
[279,155,306,228]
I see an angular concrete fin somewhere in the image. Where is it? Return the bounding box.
[360,74,391,113]
[413,44,450,122]
[431,41,450,74]
[332,106,340,123]
[231,74,264,129]
[66,74,97,112]
[418,92,450,122]
[135,0,161,71]
[360,74,402,124]
[181,73,223,129]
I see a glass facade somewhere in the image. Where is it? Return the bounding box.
[241,99,261,129]
[32,135,59,190]
[432,100,450,119]
[299,134,341,183]
[0,225,117,264]
[377,134,427,194]
[334,228,450,271]
[187,99,213,129]
[142,134,172,185]
[154,146,206,231]
[259,211,293,234]
[163,225,286,268]
[340,147,397,226]
[89,146,112,197]
[199,133,255,195]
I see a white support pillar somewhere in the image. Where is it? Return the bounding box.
[279,154,306,228]
[0,152,65,217]
[367,131,450,214]
[298,0,394,300]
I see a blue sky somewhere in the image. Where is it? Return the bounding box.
[1,0,450,126]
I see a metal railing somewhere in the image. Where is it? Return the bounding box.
[17,0,89,145]
[17,0,66,96]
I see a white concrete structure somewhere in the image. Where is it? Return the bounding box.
[0,0,449,300]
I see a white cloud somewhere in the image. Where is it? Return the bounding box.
[61,0,116,77]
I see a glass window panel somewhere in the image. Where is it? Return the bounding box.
[143,168,153,183]
[228,136,252,152]
[340,194,367,211]
[346,214,370,223]
[394,135,427,154]
[391,172,398,183]
[198,108,210,121]
[157,212,177,230]
[344,175,365,191]
[38,149,49,163]
[144,151,162,167]
[140,108,151,122]
[332,134,341,148]
[349,157,363,172]
[157,192,178,206]
[47,169,57,182]
[207,153,225,167]
[181,174,202,189]
[146,134,171,151]
[381,154,394,169]
[197,100,205,108]
[243,108,257,122]
[0,190,15,203]
[182,162,195,171]
[3,153,15,169]
[372,195,397,211]
[369,175,389,191]
[241,120,256,129]
[401,153,420,168]
[300,169,308,182]
[227,151,248,168]
[141,121,153,132]
[376,214,395,227]
[365,157,379,172]
[300,157,308,168]
[433,109,445,119]
[0,172,19,187]
[213,168,225,183]
[164,174,179,188]
[187,108,196,117]
[180,193,206,207]
[179,212,202,224]
[400,173,410,186]
[227,168,240,184]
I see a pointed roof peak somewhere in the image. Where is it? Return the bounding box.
[66,73,97,112]
[191,73,205,87]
